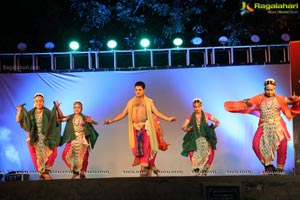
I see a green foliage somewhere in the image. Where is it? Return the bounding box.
[70,0,220,43]
[69,0,300,49]
[70,0,112,32]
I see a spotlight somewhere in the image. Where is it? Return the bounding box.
[44,42,55,51]
[107,40,117,50]
[250,35,260,44]
[173,38,183,48]
[218,36,228,45]
[69,41,80,51]
[17,42,27,51]
[281,33,290,42]
[191,37,203,46]
[140,38,150,49]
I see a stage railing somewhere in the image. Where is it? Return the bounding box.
[0,44,289,72]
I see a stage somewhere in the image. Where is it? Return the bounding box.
[1,63,300,200]
[1,175,300,200]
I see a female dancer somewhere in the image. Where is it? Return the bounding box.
[60,100,99,179]
[181,98,220,176]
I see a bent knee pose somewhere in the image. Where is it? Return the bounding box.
[225,78,300,174]
[16,93,63,180]
[60,100,99,179]
[181,98,220,176]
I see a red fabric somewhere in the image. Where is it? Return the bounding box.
[62,142,89,173]
[252,127,287,166]
[224,101,253,114]
[27,141,38,170]
[46,147,57,169]
[81,149,89,173]
[188,149,215,166]
[225,94,294,119]
[62,142,72,169]
[290,98,300,116]
[27,140,57,171]
[148,153,157,169]
[152,115,170,151]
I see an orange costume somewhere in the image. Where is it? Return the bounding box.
[225,93,300,173]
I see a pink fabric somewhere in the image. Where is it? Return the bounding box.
[46,147,57,169]
[27,141,57,170]
[252,127,263,163]
[27,141,38,170]
[62,142,89,172]
[277,137,287,166]
[131,127,151,167]
[252,126,287,167]
[206,148,215,165]
[62,142,72,169]
[188,149,215,166]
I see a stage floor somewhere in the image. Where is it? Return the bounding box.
[1,175,300,200]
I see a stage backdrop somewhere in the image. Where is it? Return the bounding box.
[0,64,295,179]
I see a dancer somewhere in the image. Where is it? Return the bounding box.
[60,100,99,179]
[104,81,175,176]
[181,98,220,176]
[16,93,63,180]
[224,78,299,174]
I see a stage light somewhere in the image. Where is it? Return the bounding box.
[140,38,150,49]
[44,42,55,51]
[107,40,117,50]
[281,33,290,42]
[173,38,183,48]
[17,42,27,51]
[250,35,260,44]
[69,41,80,51]
[218,36,228,45]
[191,37,203,46]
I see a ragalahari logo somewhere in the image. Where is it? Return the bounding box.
[240,1,299,15]
[240,1,254,16]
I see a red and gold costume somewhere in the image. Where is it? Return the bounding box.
[61,113,99,178]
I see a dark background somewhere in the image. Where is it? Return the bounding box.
[0,0,299,53]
